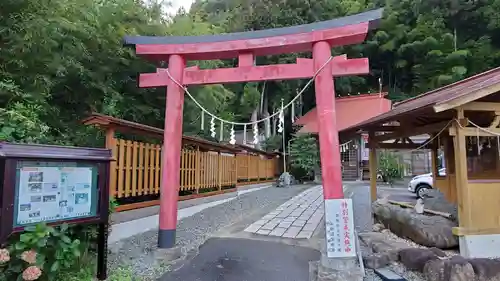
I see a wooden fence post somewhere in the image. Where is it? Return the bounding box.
[247,154,250,181]
[105,127,117,199]
[257,155,261,181]
[117,139,125,198]
[218,152,222,190]
[125,140,132,197]
[234,153,238,186]
[195,147,201,193]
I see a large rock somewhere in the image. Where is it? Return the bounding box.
[469,258,500,281]
[358,232,413,269]
[424,256,475,281]
[399,248,445,272]
[423,257,500,281]
[372,201,458,249]
[276,172,295,187]
[363,253,392,269]
[423,189,459,221]
[359,232,413,257]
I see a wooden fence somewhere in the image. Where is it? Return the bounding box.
[109,141,276,199]
[82,113,279,209]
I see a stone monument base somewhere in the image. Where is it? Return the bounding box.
[314,223,364,281]
[316,257,363,281]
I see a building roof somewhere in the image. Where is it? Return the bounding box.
[295,93,392,134]
[340,66,500,134]
[124,9,382,46]
[82,113,242,153]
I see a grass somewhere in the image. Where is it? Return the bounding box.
[57,265,139,281]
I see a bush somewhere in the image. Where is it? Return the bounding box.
[378,151,404,185]
[262,135,282,152]
[0,198,117,281]
[289,133,319,180]
[0,223,87,281]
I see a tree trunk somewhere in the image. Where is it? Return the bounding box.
[263,96,271,139]
[250,107,262,150]
[272,113,277,136]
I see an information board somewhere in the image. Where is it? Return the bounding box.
[324,198,356,258]
[14,161,98,227]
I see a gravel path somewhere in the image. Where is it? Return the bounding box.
[107,184,312,280]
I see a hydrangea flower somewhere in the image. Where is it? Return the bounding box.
[21,250,37,264]
[0,248,10,264]
[22,266,42,281]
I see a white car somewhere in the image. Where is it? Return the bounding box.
[408,168,446,198]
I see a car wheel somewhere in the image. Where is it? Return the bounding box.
[416,184,432,198]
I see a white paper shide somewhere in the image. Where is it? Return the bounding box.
[16,165,94,226]
[324,198,356,258]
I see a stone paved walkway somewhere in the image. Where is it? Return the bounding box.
[244,185,324,239]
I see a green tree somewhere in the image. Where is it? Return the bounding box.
[289,133,320,180]
[4,0,500,152]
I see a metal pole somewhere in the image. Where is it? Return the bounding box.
[281,98,286,173]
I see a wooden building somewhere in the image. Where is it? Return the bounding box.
[340,67,500,258]
[295,93,392,180]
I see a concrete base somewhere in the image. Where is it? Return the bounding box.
[316,224,363,281]
[459,234,500,258]
[317,257,363,281]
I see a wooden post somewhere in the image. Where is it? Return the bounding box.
[218,152,223,190]
[257,155,261,182]
[431,135,438,188]
[105,127,117,199]
[453,108,470,227]
[313,41,343,200]
[234,153,238,186]
[369,132,378,202]
[158,54,185,249]
[247,154,250,181]
[195,147,201,194]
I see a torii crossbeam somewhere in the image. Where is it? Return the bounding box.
[124,8,383,251]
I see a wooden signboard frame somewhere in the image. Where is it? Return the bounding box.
[0,143,112,280]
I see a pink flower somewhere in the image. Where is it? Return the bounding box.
[21,250,37,264]
[0,248,10,264]
[22,266,42,281]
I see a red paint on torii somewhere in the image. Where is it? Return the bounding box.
[140,55,369,86]
[134,23,369,60]
[125,8,383,248]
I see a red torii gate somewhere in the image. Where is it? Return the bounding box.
[125,8,383,248]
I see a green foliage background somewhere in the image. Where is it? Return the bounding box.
[2,0,500,147]
[289,133,320,180]
[2,0,500,278]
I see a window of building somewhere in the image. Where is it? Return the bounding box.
[466,136,500,178]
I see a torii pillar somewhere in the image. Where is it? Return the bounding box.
[125,8,383,253]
